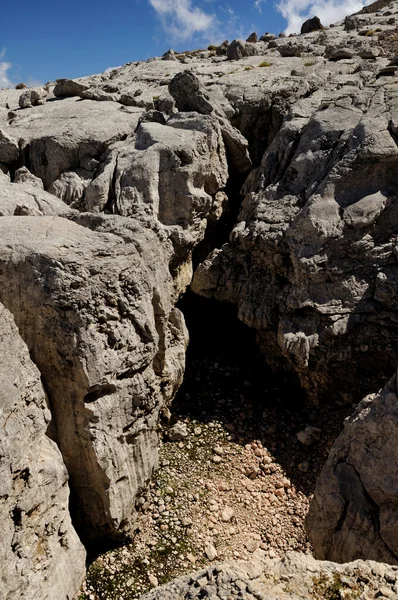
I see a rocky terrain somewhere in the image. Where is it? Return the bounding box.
[2,0,398,598]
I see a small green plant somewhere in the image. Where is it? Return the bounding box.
[258,61,272,67]
[244,66,254,71]
[207,44,218,51]
[365,29,375,36]
[375,27,382,31]
[304,60,317,66]
[312,572,360,600]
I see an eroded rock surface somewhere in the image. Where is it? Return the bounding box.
[140,551,398,600]
[307,371,398,564]
[2,0,398,596]
[0,303,86,599]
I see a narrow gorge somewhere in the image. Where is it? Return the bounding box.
[2,1,398,598]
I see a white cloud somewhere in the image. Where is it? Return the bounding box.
[0,48,12,89]
[254,0,265,13]
[148,0,216,42]
[276,0,372,34]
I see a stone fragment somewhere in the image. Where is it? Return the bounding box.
[221,506,235,522]
[205,543,218,560]
[296,426,322,446]
[167,422,189,441]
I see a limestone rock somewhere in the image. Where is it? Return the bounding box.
[18,88,48,109]
[169,70,214,115]
[301,16,323,34]
[140,551,398,600]
[246,32,258,43]
[192,64,398,406]
[167,422,188,441]
[13,166,44,189]
[0,215,189,544]
[53,78,90,97]
[0,303,86,599]
[307,372,398,564]
[227,40,259,60]
[0,174,72,216]
[0,128,19,163]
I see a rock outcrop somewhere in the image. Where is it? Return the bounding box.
[2,0,398,595]
[140,551,398,600]
[0,303,86,599]
[307,371,398,564]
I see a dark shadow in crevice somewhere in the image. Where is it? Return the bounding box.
[192,169,247,270]
[174,291,352,497]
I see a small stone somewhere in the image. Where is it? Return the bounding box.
[298,461,309,473]
[148,574,158,587]
[221,506,234,522]
[204,543,218,561]
[167,421,188,441]
[194,426,202,436]
[186,553,196,563]
[245,538,259,553]
[213,446,224,455]
[212,455,222,464]
[296,426,322,446]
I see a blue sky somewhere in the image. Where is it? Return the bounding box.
[1,0,372,87]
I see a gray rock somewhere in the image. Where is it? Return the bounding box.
[167,422,189,441]
[13,166,44,188]
[169,70,214,114]
[139,552,398,600]
[0,128,19,163]
[227,40,259,60]
[296,425,322,446]
[216,40,229,56]
[307,372,398,564]
[0,303,86,599]
[301,16,323,34]
[53,78,90,97]
[18,87,48,108]
[246,32,258,43]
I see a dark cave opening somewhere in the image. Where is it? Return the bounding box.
[174,290,352,495]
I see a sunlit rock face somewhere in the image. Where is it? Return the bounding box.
[2,0,398,595]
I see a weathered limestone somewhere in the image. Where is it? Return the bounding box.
[0,303,86,599]
[192,75,398,405]
[140,551,398,600]
[307,372,398,564]
[0,215,188,545]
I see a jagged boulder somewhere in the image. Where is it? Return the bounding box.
[0,303,86,599]
[53,78,90,97]
[246,32,258,43]
[301,16,323,34]
[307,372,398,564]
[227,39,259,60]
[168,70,213,115]
[216,40,229,55]
[18,88,48,109]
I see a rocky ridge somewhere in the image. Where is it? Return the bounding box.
[2,0,398,598]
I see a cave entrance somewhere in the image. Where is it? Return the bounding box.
[172,291,329,494]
